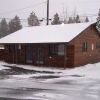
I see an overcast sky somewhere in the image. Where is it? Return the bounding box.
[0,0,100,21]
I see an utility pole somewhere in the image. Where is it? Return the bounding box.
[47,0,49,25]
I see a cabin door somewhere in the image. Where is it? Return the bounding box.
[26,44,33,64]
[36,44,44,65]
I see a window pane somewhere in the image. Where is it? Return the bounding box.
[58,44,64,55]
[82,42,88,52]
[49,44,58,55]
[0,45,5,49]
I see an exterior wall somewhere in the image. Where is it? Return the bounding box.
[4,44,26,64]
[32,43,74,68]
[66,45,75,68]
[44,44,65,68]
[0,49,5,61]
[3,43,69,68]
[69,24,100,67]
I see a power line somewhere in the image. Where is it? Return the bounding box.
[0,1,46,15]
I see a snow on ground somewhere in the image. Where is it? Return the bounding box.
[4,61,100,80]
[5,62,62,72]
[0,61,10,70]
[0,61,100,100]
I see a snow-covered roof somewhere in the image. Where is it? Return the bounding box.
[0,23,92,43]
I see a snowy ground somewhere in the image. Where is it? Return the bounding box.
[0,61,100,100]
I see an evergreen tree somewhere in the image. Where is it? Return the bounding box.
[0,18,9,38]
[28,12,40,26]
[97,9,100,21]
[9,15,22,33]
[85,17,89,22]
[75,15,80,23]
[96,9,100,32]
[51,13,61,25]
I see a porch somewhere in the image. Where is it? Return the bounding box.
[1,43,74,68]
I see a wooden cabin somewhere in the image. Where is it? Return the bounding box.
[0,23,100,68]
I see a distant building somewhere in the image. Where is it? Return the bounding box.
[0,22,100,68]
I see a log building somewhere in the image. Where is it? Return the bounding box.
[0,23,100,68]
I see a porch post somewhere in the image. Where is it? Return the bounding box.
[12,44,15,64]
[15,44,17,64]
[64,44,67,68]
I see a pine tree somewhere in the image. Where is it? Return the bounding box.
[0,18,9,38]
[85,17,89,22]
[97,9,100,21]
[51,13,61,25]
[96,9,100,32]
[75,15,80,23]
[9,15,22,33]
[28,12,40,26]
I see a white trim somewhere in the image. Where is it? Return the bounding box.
[92,43,94,51]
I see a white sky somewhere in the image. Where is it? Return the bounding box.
[0,0,99,18]
[0,0,99,26]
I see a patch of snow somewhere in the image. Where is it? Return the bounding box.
[61,63,100,79]
[11,73,59,79]
[5,63,62,73]
[0,23,92,43]
[1,61,100,100]
[0,61,10,70]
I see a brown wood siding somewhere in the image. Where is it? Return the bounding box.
[3,43,66,68]
[17,44,26,64]
[66,45,74,68]
[69,24,100,67]
[4,44,26,64]
[44,44,65,67]
[0,49,5,61]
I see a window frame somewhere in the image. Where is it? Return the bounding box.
[0,45,5,50]
[58,44,65,56]
[82,42,88,52]
[49,44,58,56]
[49,44,65,56]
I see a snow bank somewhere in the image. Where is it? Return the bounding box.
[0,61,10,70]
[1,61,100,80]
[61,63,100,79]
[5,63,62,72]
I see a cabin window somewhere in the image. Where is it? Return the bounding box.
[18,44,21,50]
[96,43,100,49]
[58,44,65,55]
[0,45,5,49]
[95,43,100,52]
[82,42,88,52]
[49,44,58,55]
[49,44,65,56]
